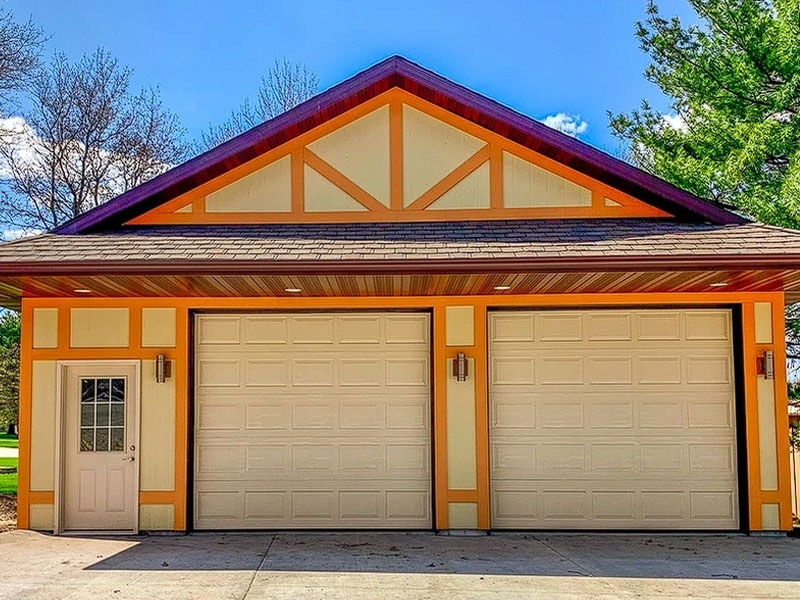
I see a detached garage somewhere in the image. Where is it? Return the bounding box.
[4,57,797,534]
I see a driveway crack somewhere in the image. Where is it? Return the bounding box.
[241,534,277,600]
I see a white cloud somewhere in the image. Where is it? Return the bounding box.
[541,112,588,137]
[2,228,40,241]
[661,113,688,133]
[0,116,40,179]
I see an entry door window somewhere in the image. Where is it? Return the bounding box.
[80,377,126,452]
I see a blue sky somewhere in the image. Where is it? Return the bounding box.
[10,0,697,153]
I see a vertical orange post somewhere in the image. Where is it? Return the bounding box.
[16,301,32,529]
[473,303,490,529]
[742,302,762,530]
[389,100,403,212]
[432,305,448,529]
[771,295,793,529]
[173,305,189,530]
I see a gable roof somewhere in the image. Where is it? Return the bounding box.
[55,56,744,234]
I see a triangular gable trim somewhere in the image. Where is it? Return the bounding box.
[55,56,744,233]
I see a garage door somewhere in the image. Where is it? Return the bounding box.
[193,312,432,529]
[489,309,739,530]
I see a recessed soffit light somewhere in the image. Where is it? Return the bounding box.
[73,288,92,293]
[709,281,728,288]
[284,288,302,293]
[493,285,512,291]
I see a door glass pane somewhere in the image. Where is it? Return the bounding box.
[80,428,94,451]
[81,379,95,403]
[111,403,124,426]
[110,427,124,451]
[111,379,125,402]
[96,379,110,402]
[79,377,126,453]
[80,404,94,427]
[96,404,109,427]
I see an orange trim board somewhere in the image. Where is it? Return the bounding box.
[17,291,789,531]
[128,88,670,226]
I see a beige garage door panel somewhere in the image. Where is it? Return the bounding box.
[194,313,432,529]
[489,309,738,530]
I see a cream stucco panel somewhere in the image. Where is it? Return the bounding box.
[30,360,56,491]
[448,502,478,529]
[428,162,490,210]
[205,155,291,213]
[139,504,174,530]
[446,358,477,490]
[445,306,475,347]
[307,105,390,207]
[304,164,368,212]
[757,375,779,491]
[29,504,54,531]
[402,104,486,206]
[754,302,773,344]
[140,360,176,491]
[32,308,58,349]
[503,151,592,208]
[141,308,177,348]
[70,308,129,348]
[173,203,193,214]
[761,503,780,530]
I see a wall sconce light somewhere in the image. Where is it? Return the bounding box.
[155,354,172,383]
[452,352,469,382]
[756,350,774,380]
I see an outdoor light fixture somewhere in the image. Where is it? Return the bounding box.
[493,285,512,291]
[709,281,728,288]
[284,288,302,293]
[73,288,92,293]
[757,350,775,380]
[452,352,469,382]
[155,354,171,383]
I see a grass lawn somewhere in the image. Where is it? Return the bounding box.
[0,433,19,449]
[0,457,17,496]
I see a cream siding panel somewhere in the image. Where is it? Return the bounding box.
[445,306,474,347]
[503,151,592,208]
[32,308,58,349]
[761,503,780,530]
[489,309,738,530]
[427,162,490,210]
[29,504,54,531]
[757,375,779,491]
[448,502,478,529]
[139,504,174,530]
[754,302,773,344]
[193,312,431,529]
[304,164,368,212]
[402,104,486,206]
[30,361,56,491]
[205,155,291,213]
[141,308,176,348]
[446,358,477,490]
[307,105,390,206]
[173,203,193,214]
[140,360,175,491]
[70,308,129,348]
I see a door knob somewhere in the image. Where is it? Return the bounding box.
[123,456,135,462]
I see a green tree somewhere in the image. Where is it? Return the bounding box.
[0,311,19,433]
[610,0,800,227]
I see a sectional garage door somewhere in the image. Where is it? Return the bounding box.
[193,312,432,529]
[489,309,739,530]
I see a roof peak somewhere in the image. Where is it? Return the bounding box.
[55,57,744,234]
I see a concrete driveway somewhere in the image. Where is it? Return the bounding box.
[1,530,799,600]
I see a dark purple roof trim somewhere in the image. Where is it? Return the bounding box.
[55,56,744,234]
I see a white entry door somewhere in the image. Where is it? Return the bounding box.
[61,362,139,532]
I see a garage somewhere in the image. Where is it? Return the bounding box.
[193,312,432,529]
[489,308,740,530]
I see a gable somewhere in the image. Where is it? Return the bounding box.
[130,88,669,226]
